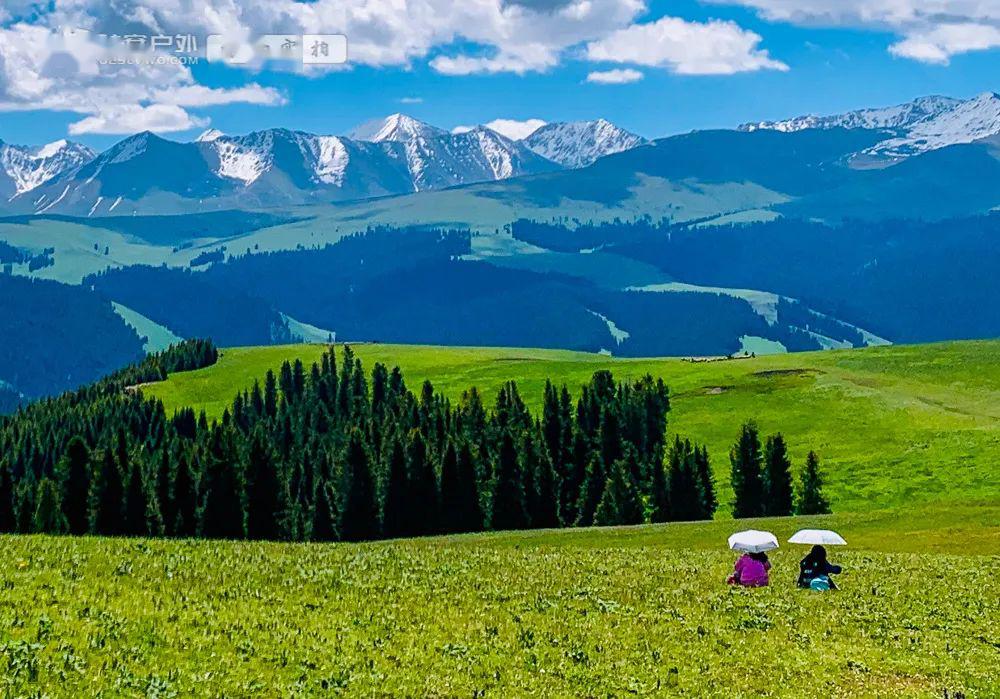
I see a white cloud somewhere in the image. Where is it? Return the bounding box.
[889,23,1000,64]
[399,96,424,104]
[586,68,643,84]
[0,22,286,135]
[586,16,788,75]
[711,0,1000,63]
[68,104,207,135]
[451,125,474,134]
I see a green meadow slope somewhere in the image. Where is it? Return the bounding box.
[4,340,998,696]
[146,339,1000,515]
[1,510,997,697]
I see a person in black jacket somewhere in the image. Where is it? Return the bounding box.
[797,545,843,589]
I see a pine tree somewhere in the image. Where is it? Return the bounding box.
[730,421,765,519]
[575,452,606,527]
[594,451,644,526]
[455,441,484,533]
[201,449,246,540]
[668,438,703,522]
[33,478,67,534]
[264,370,278,418]
[15,477,36,534]
[246,427,284,540]
[694,446,717,519]
[173,453,198,537]
[123,460,149,536]
[407,429,439,536]
[381,435,409,539]
[491,430,528,531]
[93,449,124,535]
[0,461,15,533]
[312,481,338,542]
[439,441,463,534]
[649,452,670,524]
[763,434,794,516]
[152,448,171,537]
[533,437,560,529]
[340,429,379,542]
[797,451,831,515]
[58,436,90,535]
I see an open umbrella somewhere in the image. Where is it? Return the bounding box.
[788,529,847,546]
[728,530,779,553]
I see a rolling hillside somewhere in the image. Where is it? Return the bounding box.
[145,339,1000,514]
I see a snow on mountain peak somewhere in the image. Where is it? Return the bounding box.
[196,128,225,143]
[0,138,95,194]
[739,93,1000,160]
[349,114,446,143]
[523,119,646,168]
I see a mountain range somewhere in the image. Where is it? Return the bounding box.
[2,91,1000,408]
[742,91,1000,162]
[4,115,640,216]
[4,93,999,217]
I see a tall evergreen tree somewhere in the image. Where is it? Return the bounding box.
[797,451,832,515]
[58,436,91,535]
[668,438,703,522]
[533,434,560,529]
[694,446,717,519]
[264,370,278,418]
[491,430,528,531]
[340,429,379,542]
[0,461,15,533]
[763,434,795,516]
[123,460,149,536]
[200,446,246,540]
[439,441,464,534]
[312,481,338,542]
[246,427,284,540]
[649,453,670,524]
[92,449,124,535]
[594,451,644,526]
[173,453,198,537]
[455,441,484,533]
[575,452,606,527]
[730,421,765,519]
[407,429,439,536]
[33,478,67,534]
[381,435,409,539]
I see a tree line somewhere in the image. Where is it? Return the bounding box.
[0,340,829,542]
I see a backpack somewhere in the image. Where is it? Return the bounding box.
[809,575,831,591]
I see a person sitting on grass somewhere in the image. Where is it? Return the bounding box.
[727,551,771,587]
[797,545,842,590]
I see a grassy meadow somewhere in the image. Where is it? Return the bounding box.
[1,509,997,697]
[2,339,995,696]
[146,340,1000,514]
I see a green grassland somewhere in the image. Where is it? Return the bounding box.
[1,511,997,697]
[146,339,1000,515]
[5,340,999,696]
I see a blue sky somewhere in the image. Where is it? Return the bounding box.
[0,0,997,149]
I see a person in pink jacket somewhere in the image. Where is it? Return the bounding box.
[727,551,771,587]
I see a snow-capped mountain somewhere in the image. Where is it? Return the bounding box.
[523,119,647,168]
[740,95,961,133]
[0,139,95,199]
[195,128,225,143]
[2,112,648,214]
[349,113,447,143]
[347,114,559,190]
[741,93,1000,161]
[867,92,1000,158]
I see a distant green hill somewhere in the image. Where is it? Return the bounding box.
[145,339,1000,515]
